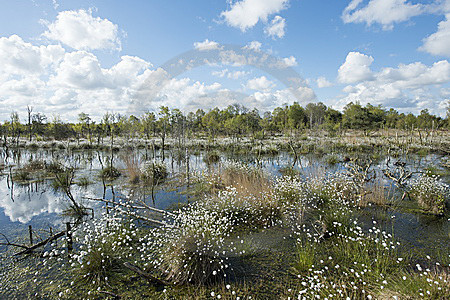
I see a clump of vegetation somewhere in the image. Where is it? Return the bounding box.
[384,268,449,299]
[325,154,340,165]
[70,215,137,286]
[13,170,31,181]
[123,154,142,184]
[140,160,168,181]
[23,159,46,171]
[204,150,221,164]
[219,162,269,196]
[409,174,449,215]
[100,166,121,180]
[141,203,233,284]
[423,164,445,177]
[13,159,48,182]
[45,161,64,174]
[76,176,91,186]
[278,165,301,177]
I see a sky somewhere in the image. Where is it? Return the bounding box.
[0,0,449,122]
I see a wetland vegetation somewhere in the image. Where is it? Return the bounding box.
[0,103,449,299]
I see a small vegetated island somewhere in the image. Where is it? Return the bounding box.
[0,102,449,299]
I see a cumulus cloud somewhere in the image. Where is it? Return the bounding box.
[42,9,121,50]
[265,15,286,39]
[194,39,222,51]
[342,0,425,30]
[221,0,289,31]
[0,35,65,76]
[316,76,333,88]
[246,76,276,91]
[420,13,450,57]
[338,52,374,84]
[336,53,450,116]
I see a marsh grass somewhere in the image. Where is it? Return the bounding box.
[384,268,449,299]
[13,159,47,182]
[409,174,448,215]
[70,217,139,287]
[142,204,233,285]
[219,162,271,198]
[359,178,393,207]
[141,160,168,182]
[123,153,142,184]
[13,169,31,182]
[291,241,315,274]
[22,159,46,171]
[45,161,64,174]
[75,176,91,186]
[204,150,220,164]
[99,166,121,180]
[287,216,409,299]
[325,154,340,165]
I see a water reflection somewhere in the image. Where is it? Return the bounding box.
[0,178,103,224]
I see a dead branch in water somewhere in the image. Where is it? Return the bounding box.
[0,230,66,256]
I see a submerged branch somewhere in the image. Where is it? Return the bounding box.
[13,230,66,256]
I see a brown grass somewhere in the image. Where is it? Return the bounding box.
[122,153,142,184]
[359,178,392,207]
[219,164,272,199]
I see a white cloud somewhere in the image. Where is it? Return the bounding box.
[316,76,333,88]
[342,0,425,30]
[248,86,316,110]
[336,56,450,116]
[265,15,286,39]
[212,69,228,78]
[243,41,262,52]
[0,35,64,76]
[42,9,121,51]
[228,70,250,79]
[193,39,222,51]
[283,55,297,67]
[338,51,374,84]
[420,13,450,57]
[52,0,59,10]
[212,68,249,79]
[221,0,289,31]
[246,76,276,91]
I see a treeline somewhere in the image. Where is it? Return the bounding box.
[2,102,449,142]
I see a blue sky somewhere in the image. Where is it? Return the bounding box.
[0,0,449,121]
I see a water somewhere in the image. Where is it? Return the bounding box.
[0,147,448,255]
